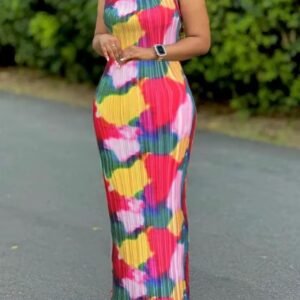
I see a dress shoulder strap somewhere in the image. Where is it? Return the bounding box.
[174,0,183,19]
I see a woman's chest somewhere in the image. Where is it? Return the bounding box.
[103,0,181,34]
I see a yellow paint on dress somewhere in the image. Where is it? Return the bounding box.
[170,137,190,162]
[110,159,150,197]
[160,0,176,9]
[96,85,147,126]
[167,209,184,236]
[171,280,186,299]
[166,61,185,85]
[112,15,145,48]
[118,232,153,268]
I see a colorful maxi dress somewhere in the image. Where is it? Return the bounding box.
[92,0,197,298]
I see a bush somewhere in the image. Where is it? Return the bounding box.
[0,0,299,113]
[0,0,102,83]
[184,0,300,114]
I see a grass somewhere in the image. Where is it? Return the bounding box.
[1,66,300,150]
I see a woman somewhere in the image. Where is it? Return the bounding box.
[91,0,210,298]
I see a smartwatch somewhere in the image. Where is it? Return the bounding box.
[153,44,167,60]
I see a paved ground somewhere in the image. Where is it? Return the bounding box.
[0,91,300,300]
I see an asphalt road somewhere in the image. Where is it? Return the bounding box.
[1,91,300,300]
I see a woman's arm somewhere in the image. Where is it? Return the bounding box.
[92,0,123,64]
[121,0,211,62]
[165,0,211,60]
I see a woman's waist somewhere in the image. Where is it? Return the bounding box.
[102,59,185,80]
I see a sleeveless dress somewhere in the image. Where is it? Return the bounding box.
[92,0,197,299]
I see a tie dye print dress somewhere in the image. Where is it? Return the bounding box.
[92,0,197,299]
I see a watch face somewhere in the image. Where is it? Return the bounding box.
[155,44,166,56]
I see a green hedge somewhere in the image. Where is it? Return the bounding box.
[186,0,300,114]
[0,0,101,82]
[0,0,299,114]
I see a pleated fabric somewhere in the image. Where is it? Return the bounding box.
[92,0,197,299]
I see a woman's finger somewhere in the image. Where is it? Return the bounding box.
[100,43,110,61]
[114,39,123,58]
[120,49,135,62]
[110,42,122,61]
[104,43,118,62]
[105,42,122,64]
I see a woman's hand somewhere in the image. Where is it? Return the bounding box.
[120,46,157,63]
[92,33,123,64]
